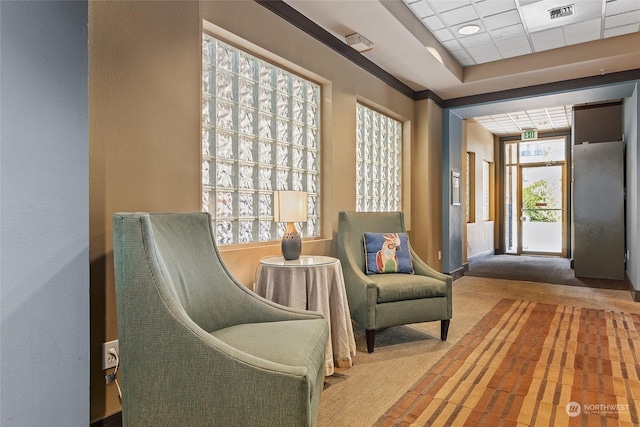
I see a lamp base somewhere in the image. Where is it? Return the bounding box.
[281,222,302,260]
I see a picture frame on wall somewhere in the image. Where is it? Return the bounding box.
[451,171,461,206]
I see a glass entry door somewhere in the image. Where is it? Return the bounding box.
[520,165,564,254]
[504,137,567,256]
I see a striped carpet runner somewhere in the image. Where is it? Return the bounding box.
[375,299,640,426]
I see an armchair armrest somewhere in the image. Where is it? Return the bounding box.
[409,248,453,319]
[338,234,378,330]
[410,248,452,282]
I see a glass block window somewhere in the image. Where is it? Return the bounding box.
[355,103,402,212]
[202,34,321,245]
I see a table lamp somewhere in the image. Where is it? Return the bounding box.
[273,190,308,260]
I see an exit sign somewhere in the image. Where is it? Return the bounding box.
[522,129,538,140]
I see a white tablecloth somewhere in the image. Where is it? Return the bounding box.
[254,256,356,376]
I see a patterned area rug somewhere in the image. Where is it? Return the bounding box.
[375,299,640,426]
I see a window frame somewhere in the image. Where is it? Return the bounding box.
[201,29,323,247]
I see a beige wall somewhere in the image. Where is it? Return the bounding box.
[413,99,444,269]
[464,120,496,261]
[89,0,443,421]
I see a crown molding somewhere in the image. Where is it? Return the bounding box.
[442,68,640,110]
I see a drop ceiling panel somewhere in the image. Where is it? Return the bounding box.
[492,23,527,40]
[483,10,522,30]
[441,5,479,26]
[495,35,530,51]
[606,9,640,28]
[403,0,640,66]
[474,0,517,17]
[430,0,472,14]
[607,0,640,15]
[473,105,573,136]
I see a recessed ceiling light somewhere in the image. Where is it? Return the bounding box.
[458,24,480,35]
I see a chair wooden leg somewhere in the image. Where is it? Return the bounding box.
[366,329,376,353]
[441,319,450,341]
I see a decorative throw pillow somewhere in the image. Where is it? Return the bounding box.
[364,232,414,274]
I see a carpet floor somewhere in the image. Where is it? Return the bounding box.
[466,255,630,290]
[317,276,640,427]
[374,299,640,426]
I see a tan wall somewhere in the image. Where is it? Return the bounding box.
[464,120,496,260]
[89,1,201,420]
[413,99,444,269]
[89,0,443,421]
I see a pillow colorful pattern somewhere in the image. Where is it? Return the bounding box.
[364,232,414,274]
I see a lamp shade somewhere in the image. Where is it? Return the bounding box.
[273,191,308,223]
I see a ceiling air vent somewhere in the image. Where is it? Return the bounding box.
[549,4,574,20]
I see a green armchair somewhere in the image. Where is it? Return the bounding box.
[112,212,329,426]
[337,211,452,353]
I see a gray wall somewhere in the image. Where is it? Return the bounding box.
[1,1,89,424]
[442,110,464,274]
[572,141,625,279]
[624,85,639,292]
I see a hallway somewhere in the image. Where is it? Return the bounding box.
[466,254,630,291]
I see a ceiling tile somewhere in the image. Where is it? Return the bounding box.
[483,9,522,31]
[530,27,565,51]
[421,15,446,31]
[490,23,527,40]
[517,0,542,6]
[501,45,534,58]
[429,0,471,14]
[565,31,600,46]
[468,43,500,55]
[459,57,476,66]
[442,39,464,51]
[474,51,503,64]
[433,27,455,41]
[406,0,435,18]
[459,32,493,48]
[452,49,471,60]
[440,5,480,26]
[532,39,564,52]
[530,27,564,43]
[525,108,545,115]
[604,23,640,37]
[473,0,518,18]
[495,35,530,50]
[564,18,602,37]
[605,10,640,28]
[606,0,640,16]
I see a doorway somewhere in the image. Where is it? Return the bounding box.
[504,137,567,256]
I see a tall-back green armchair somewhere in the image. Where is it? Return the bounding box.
[337,211,452,352]
[112,212,329,426]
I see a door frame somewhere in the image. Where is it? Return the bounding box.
[498,131,571,258]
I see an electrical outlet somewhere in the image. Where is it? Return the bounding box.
[102,339,119,370]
